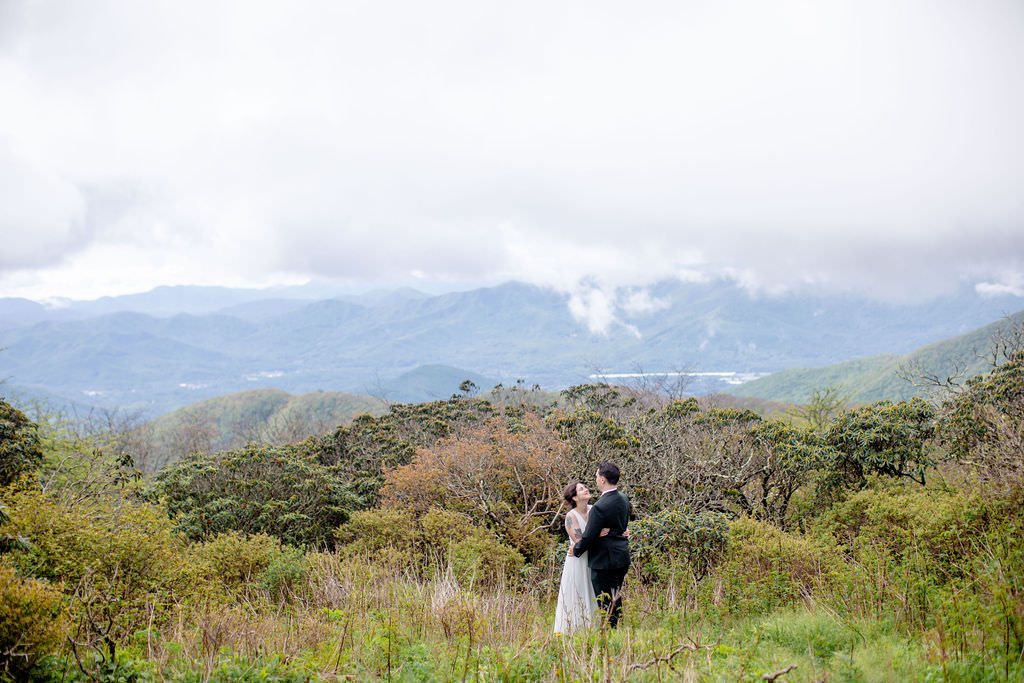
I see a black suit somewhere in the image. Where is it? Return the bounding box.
[572,489,630,627]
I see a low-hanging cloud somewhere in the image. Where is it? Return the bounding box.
[0,0,1021,313]
[0,146,87,269]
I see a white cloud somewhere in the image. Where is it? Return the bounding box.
[622,290,670,316]
[563,284,676,335]
[0,0,1021,303]
[977,273,1024,298]
[567,287,617,336]
[0,145,87,269]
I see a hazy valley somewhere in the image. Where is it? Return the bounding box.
[2,279,1021,418]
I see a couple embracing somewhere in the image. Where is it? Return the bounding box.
[553,462,630,634]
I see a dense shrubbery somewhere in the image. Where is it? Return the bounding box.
[381,412,568,562]
[939,352,1024,493]
[0,399,43,488]
[308,397,499,506]
[191,530,308,602]
[337,507,525,587]
[815,482,987,574]
[812,483,1024,649]
[155,442,358,548]
[821,397,936,491]
[3,486,182,589]
[153,398,504,552]
[717,517,843,616]
[2,329,1023,680]
[1,485,185,672]
[629,508,728,581]
[0,566,66,680]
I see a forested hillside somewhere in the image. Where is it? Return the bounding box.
[730,310,1024,404]
[1,325,1022,680]
[133,388,389,473]
[2,280,1020,414]
[128,383,789,474]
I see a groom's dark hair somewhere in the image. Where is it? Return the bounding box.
[598,462,620,485]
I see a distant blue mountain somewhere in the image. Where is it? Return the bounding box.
[0,280,362,325]
[0,383,97,418]
[372,364,499,403]
[0,297,51,326]
[0,279,1020,417]
[726,309,1024,404]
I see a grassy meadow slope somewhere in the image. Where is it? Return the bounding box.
[728,309,1024,404]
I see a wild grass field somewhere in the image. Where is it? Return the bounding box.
[2,333,1023,681]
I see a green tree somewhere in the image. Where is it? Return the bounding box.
[456,379,478,397]
[784,386,848,431]
[938,352,1024,491]
[155,442,357,548]
[748,420,826,524]
[0,398,43,487]
[823,398,936,492]
[306,397,497,507]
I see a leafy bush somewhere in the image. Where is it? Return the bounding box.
[1,487,185,662]
[0,500,28,554]
[190,531,307,601]
[335,508,420,569]
[155,443,358,548]
[939,354,1024,493]
[421,509,525,587]
[2,487,182,591]
[380,414,569,562]
[336,507,524,587]
[717,517,841,616]
[630,508,728,581]
[822,398,936,493]
[257,546,307,599]
[957,516,1024,667]
[816,483,1024,661]
[0,399,43,488]
[745,420,827,525]
[0,566,66,680]
[307,397,498,507]
[814,482,986,578]
[550,405,635,470]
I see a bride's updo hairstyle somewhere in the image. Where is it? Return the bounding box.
[563,481,583,507]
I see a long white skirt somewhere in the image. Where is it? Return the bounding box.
[553,551,596,634]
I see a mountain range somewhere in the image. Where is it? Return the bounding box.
[1,279,1021,417]
[726,309,1024,404]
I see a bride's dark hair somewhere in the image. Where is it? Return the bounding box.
[563,480,584,507]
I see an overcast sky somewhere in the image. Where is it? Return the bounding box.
[1,0,1023,317]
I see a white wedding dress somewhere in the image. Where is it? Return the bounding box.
[553,507,597,634]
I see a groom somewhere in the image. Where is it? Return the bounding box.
[572,462,630,628]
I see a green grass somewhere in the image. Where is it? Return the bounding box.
[11,481,1023,681]
[25,559,980,682]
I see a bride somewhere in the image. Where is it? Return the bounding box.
[553,481,600,634]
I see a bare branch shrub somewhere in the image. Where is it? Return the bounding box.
[381,412,571,560]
